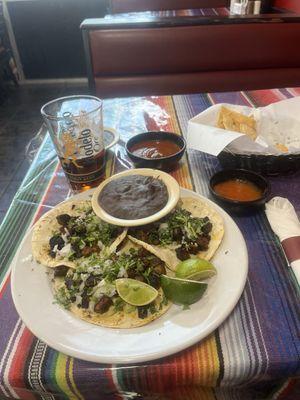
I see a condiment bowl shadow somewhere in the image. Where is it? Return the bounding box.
[209,169,271,214]
[126,131,186,171]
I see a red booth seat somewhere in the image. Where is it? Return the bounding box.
[275,0,300,13]
[81,15,300,98]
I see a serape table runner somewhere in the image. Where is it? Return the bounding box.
[0,88,299,400]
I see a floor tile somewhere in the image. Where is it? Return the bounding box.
[0,211,6,225]
[0,157,20,181]
[0,179,23,212]
[13,158,31,181]
[0,180,11,198]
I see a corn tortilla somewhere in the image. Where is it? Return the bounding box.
[52,239,171,328]
[128,197,224,271]
[32,199,127,269]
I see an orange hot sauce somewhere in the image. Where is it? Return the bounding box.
[213,179,263,202]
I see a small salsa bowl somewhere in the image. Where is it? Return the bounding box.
[126,131,186,171]
[209,169,271,214]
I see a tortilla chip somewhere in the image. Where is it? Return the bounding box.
[275,143,289,153]
[217,109,225,129]
[223,114,240,132]
[239,123,257,141]
[217,106,257,140]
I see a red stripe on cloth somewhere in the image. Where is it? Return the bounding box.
[144,96,175,133]
[245,89,286,107]
[144,111,162,132]
[287,87,300,96]
[104,369,121,399]
[0,163,66,398]
[215,7,230,16]
[0,275,9,300]
[7,327,36,400]
[128,350,201,394]
[282,236,300,263]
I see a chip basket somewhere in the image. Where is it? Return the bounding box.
[218,149,300,176]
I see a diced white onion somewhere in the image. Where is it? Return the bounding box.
[75,295,82,305]
[117,266,127,278]
[159,223,168,230]
[61,233,69,243]
[94,267,103,275]
[104,259,113,267]
[89,300,96,312]
[93,279,116,298]
[57,243,71,257]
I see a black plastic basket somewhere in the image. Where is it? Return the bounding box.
[218,150,300,176]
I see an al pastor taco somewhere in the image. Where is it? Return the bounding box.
[128,197,224,270]
[52,241,171,328]
[32,200,127,269]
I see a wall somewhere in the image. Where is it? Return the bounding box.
[7,0,108,79]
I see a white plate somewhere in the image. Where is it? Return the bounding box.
[11,188,248,364]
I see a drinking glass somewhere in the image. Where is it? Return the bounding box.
[41,95,116,192]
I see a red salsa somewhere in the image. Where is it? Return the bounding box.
[213,179,263,202]
[129,139,181,159]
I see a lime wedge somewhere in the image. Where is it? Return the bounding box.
[161,275,207,306]
[175,258,217,281]
[115,278,158,306]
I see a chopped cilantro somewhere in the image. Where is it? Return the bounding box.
[132,207,210,246]
[162,294,169,306]
[114,297,125,311]
[54,287,71,309]
[149,303,157,314]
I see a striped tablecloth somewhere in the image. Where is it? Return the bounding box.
[0,88,299,400]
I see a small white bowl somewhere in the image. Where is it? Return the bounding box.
[91,168,180,227]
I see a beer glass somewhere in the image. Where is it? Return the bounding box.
[41,95,116,192]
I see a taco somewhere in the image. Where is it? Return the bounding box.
[52,240,171,328]
[128,197,224,270]
[32,199,127,269]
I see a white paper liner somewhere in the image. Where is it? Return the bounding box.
[187,97,300,157]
